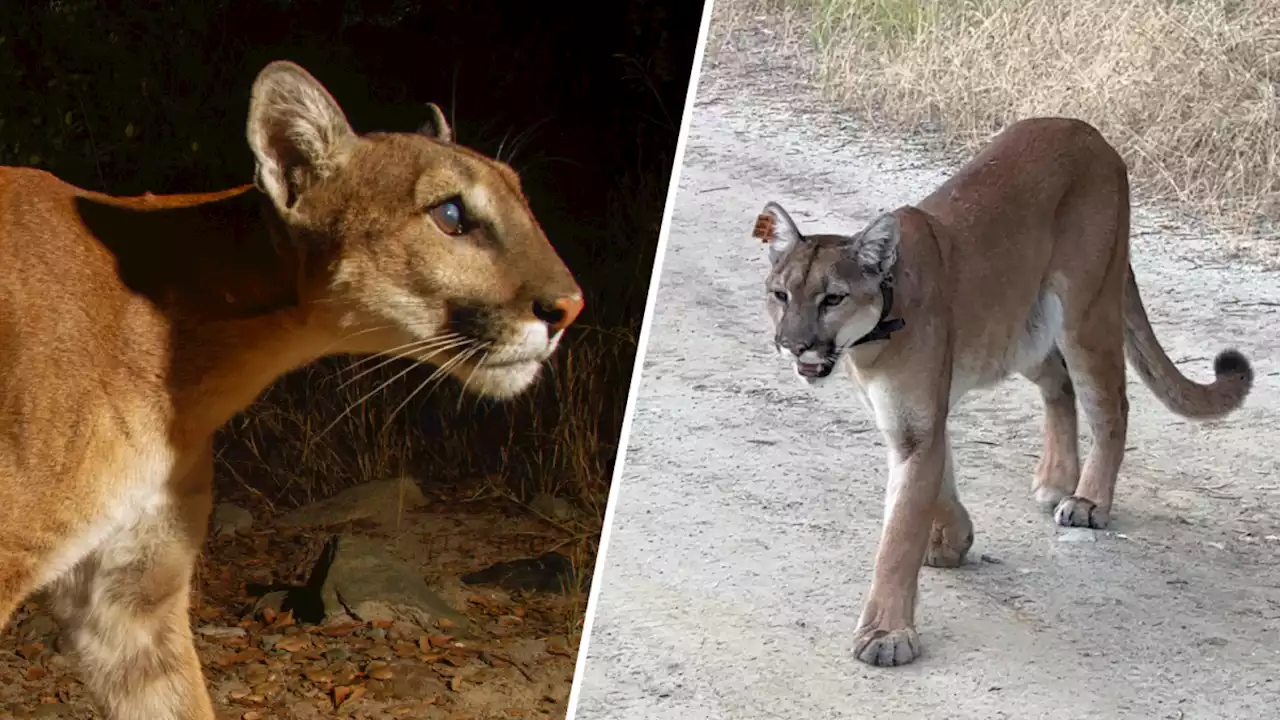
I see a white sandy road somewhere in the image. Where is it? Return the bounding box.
[570,37,1280,720]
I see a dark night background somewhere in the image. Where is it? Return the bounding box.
[0,0,705,519]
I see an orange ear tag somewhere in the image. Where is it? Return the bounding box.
[752,213,775,242]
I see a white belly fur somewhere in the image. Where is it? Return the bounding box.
[950,289,1063,408]
[35,441,181,589]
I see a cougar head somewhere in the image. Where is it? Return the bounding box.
[756,201,900,386]
[246,61,583,399]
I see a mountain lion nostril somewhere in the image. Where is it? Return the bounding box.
[534,295,584,332]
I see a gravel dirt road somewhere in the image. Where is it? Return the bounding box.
[570,29,1280,720]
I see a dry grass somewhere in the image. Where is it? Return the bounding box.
[720,0,1280,237]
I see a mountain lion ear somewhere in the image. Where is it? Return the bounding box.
[417,103,453,143]
[246,60,356,214]
[755,201,803,264]
[850,212,900,278]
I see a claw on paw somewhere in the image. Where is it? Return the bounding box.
[853,626,921,667]
[1053,495,1110,529]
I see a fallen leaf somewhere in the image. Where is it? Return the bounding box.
[17,642,44,661]
[274,635,312,653]
[268,609,295,630]
[213,648,267,666]
[440,651,469,667]
[305,668,334,684]
[334,684,366,709]
[467,593,502,612]
[436,618,459,630]
[317,621,365,637]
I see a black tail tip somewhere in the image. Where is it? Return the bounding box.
[1213,349,1252,383]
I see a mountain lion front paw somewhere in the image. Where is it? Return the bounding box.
[853,624,921,667]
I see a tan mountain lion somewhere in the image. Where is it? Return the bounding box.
[755,117,1252,667]
[0,60,584,717]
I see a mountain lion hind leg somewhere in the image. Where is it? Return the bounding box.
[1021,347,1082,512]
[924,438,973,569]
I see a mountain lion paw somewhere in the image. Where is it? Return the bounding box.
[924,525,973,568]
[853,625,921,667]
[1054,496,1110,529]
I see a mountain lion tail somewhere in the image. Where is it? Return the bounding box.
[1122,266,1252,419]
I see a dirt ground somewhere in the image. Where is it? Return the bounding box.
[571,22,1280,720]
[0,481,586,719]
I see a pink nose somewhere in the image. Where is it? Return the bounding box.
[534,295,584,332]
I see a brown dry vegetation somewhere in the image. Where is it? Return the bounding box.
[715,0,1280,254]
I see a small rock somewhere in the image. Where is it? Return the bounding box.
[1057,528,1097,543]
[259,634,282,651]
[211,503,254,537]
[278,479,427,528]
[311,535,470,631]
[196,625,247,639]
[529,493,574,521]
[390,665,449,698]
[251,591,289,620]
[388,621,420,641]
[212,678,251,703]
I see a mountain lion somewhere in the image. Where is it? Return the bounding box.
[0,61,583,717]
[755,117,1252,667]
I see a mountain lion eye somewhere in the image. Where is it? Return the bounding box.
[772,290,788,303]
[822,293,847,307]
[428,198,466,235]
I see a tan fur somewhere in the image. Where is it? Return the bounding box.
[0,61,583,717]
[758,117,1252,667]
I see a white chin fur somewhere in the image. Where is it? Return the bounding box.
[484,321,556,365]
[793,364,837,389]
[457,361,543,400]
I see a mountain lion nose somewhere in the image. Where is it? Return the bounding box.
[533,294,584,332]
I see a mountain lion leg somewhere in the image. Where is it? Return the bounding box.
[925,435,973,568]
[854,425,946,666]
[1054,322,1127,530]
[0,547,39,629]
[1021,347,1081,510]
[49,452,215,720]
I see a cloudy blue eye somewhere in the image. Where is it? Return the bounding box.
[822,293,847,307]
[429,198,465,235]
